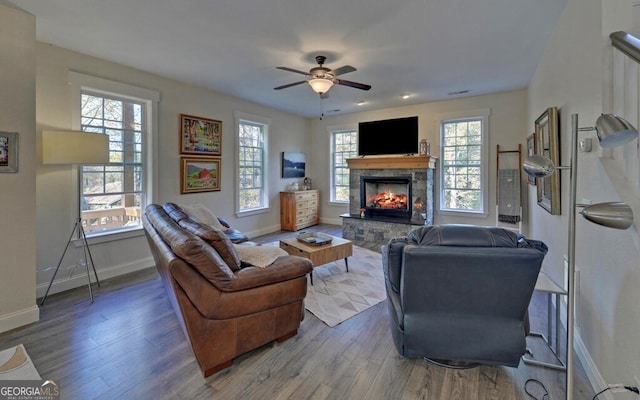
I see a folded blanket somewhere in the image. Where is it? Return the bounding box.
[233,244,288,268]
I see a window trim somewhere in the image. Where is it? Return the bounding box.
[436,108,490,217]
[234,111,270,217]
[328,124,357,205]
[69,71,159,240]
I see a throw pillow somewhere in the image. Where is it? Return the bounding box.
[179,203,225,231]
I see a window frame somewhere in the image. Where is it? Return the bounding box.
[437,109,490,217]
[329,126,358,204]
[234,111,270,216]
[69,72,159,241]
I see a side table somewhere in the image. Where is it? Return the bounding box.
[522,271,567,371]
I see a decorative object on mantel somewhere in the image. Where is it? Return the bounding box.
[419,139,431,156]
[522,113,637,400]
[0,131,18,173]
[179,114,222,156]
[40,130,109,304]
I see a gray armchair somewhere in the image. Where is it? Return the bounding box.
[382,225,547,367]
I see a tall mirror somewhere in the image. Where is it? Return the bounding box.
[535,107,560,214]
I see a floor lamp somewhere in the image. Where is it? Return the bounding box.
[523,113,637,400]
[40,130,110,305]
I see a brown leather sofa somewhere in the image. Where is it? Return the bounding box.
[142,203,313,377]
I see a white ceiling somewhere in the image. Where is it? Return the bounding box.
[8,0,567,118]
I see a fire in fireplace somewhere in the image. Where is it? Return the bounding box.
[361,176,412,218]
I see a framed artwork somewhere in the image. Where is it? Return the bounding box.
[535,106,560,214]
[181,157,221,194]
[281,152,305,178]
[526,132,536,185]
[0,131,18,173]
[180,114,222,156]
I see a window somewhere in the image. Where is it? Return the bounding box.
[236,114,269,213]
[80,92,144,233]
[331,129,357,202]
[439,113,489,214]
[69,71,158,238]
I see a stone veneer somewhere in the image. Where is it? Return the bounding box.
[341,156,436,248]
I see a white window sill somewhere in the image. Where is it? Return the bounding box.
[73,226,145,247]
[437,210,489,219]
[236,207,270,218]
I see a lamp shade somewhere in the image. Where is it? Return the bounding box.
[523,154,556,178]
[594,114,639,148]
[43,130,109,165]
[580,202,634,229]
[308,78,334,94]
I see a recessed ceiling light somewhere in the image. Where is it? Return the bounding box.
[401,94,411,100]
[356,101,366,106]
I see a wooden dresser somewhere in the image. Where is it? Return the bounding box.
[280,190,319,231]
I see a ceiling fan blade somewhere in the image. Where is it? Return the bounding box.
[274,81,307,90]
[334,79,371,91]
[331,65,356,77]
[276,66,310,76]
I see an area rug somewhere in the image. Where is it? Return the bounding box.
[304,245,386,327]
[0,344,41,380]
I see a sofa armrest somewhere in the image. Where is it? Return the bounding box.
[230,255,312,291]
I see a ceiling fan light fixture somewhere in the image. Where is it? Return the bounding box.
[308,78,333,94]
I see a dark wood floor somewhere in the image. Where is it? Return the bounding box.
[0,224,593,399]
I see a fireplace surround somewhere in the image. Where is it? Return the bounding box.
[341,156,436,247]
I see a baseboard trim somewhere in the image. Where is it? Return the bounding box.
[36,256,155,299]
[0,305,39,334]
[574,326,612,400]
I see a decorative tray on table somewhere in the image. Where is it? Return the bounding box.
[296,232,333,246]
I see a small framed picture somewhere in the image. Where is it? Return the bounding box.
[0,131,18,173]
[526,132,536,185]
[281,152,305,178]
[180,114,222,156]
[181,157,221,194]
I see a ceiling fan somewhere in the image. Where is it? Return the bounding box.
[274,55,371,96]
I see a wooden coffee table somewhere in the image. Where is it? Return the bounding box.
[279,234,353,285]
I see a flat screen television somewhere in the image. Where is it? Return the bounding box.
[358,116,419,156]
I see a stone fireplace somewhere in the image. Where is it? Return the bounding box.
[341,156,436,246]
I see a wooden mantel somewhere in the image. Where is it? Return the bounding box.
[346,155,436,170]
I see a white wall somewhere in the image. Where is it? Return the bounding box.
[309,90,529,228]
[34,43,309,298]
[528,0,640,391]
[0,4,39,332]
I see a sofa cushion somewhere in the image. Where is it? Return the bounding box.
[178,218,242,271]
[162,202,191,224]
[145,204,235,289]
